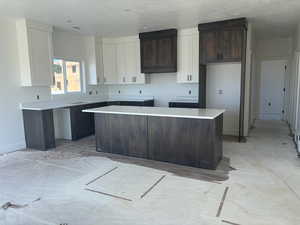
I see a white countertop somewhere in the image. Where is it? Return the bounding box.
[170,96,198,103]
[21,96,154,111]
[84,106,225,120]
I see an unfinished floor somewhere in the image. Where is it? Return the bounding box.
[0,120,300,225]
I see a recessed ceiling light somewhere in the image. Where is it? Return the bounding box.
[72,26,80,30]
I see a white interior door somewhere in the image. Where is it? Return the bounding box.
[259,60,286,120]
[206,63,241,136]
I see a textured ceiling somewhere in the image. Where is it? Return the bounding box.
[0,0,299,39]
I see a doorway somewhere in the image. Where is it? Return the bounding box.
[259,60,286,120]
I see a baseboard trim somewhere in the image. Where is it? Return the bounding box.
[0,141,25,154]
[287,123,300,157]
[223,129,239,136]
[296,136,300,157]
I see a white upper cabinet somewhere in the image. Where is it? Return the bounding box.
[177,28,199,83]
[16,19,53,87]
[125,39,145,84]
[116,41,127,83]
[102,36,145,85]
[102,39,119,84]
[84,36,103,85]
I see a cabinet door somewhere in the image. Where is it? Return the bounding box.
[86,38,103,85]
[219,29,242,62]
[125,40,145,84]
[103,43,118,84]
[190,33,199,83]
[177,35,192,83]
[110,114,148,157]
[126,41,138,83]
[157,38,172,67]
[200,30,219,63]
[140,39,157,72]
[177,33,199,83]
[28,28,53,86]
[116,42,127,83]
[70,105,95,140]
[156,37,177,72]
[135,41,146,84]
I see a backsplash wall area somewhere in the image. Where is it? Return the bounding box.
[107,73,198,106]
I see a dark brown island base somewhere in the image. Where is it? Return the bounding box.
[84,106,224,170]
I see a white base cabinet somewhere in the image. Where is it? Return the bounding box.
[16,19,53,87]
[177,28,199,83]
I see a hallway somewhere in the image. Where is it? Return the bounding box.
[1,120,300,225]
[223,120,300,224]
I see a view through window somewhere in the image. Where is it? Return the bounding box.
[51,59,82,94]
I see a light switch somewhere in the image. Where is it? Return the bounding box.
[218,90,223,94]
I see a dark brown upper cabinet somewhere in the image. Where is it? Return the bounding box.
[139,29,177,73]
[198,18,247,64]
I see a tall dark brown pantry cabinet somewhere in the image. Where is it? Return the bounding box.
[198,18,247,142]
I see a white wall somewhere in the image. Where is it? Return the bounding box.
[108,74,198,106]
[206,63,241,136]
[52,29,108,99]
[0,19,105,154]
[287,25,300,137]
[285,24,300,153]
[0,18,51,153]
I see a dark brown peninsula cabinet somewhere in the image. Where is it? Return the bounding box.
[198,18,247,142]
[139,29,177,73]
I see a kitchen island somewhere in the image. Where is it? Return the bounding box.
[84,106,224,170]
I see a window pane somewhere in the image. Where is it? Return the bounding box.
[51,59,64,94]
[66,61,81,92]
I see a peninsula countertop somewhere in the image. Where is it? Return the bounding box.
[20,96,154,111]
[84,105,225,120]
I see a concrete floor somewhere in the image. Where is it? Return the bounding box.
[1,120,300,225]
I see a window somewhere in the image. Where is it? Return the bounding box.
[72,65,77,73]
[51,59,82,95]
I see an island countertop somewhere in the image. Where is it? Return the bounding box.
[83,105,225,120]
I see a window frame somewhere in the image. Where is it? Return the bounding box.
[51,58,84,95]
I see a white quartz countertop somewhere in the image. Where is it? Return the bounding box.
[84,106,225,120]
[20,96,154,111]
[170,96,198,103]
